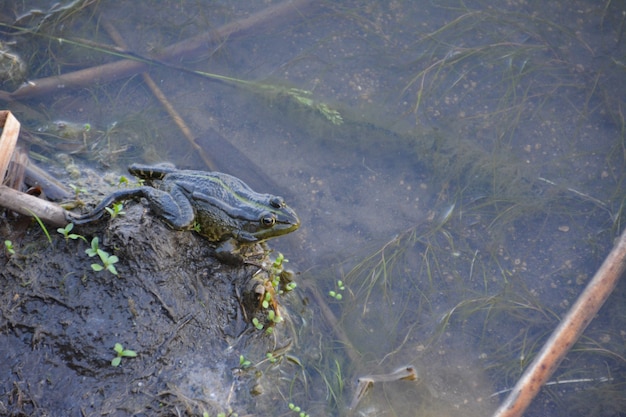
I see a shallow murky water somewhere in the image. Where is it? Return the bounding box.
[1,1,625,416]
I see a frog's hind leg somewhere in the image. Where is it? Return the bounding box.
[143,185,195,230]
[68,186,195,230]
[68,188,149,225]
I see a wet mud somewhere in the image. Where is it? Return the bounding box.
[1,203,282,416]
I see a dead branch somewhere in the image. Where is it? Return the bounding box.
[491,227,626,417]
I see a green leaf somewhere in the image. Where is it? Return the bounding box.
[121,349,137,358]
[86,237,99,257]
[111,356,122,367]
[91,264,104,272]
[97,248,109,261]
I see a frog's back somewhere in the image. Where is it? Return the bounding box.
[129,163,178,180]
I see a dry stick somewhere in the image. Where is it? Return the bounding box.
[0,111,20,180]
[2,0,317,101]
[100,19,217,171]
[0,185,67,227]
[491,227,626,417]
[0,111,69,225]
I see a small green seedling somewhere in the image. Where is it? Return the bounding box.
[269,252,297,294]
[104,202,125,219]
[329,280,345,300]
[57,223,87,242]
[239,355,251,369]
[111,342,137,367]
[267,309,282,325]
[68,184,87,199]
[85,237,99,257]
[261,292,272,309]
[288,402,310,417]
[91,249,119,275]
[4,240,15,255]
[252,317,264,330]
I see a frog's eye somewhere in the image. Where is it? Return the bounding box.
[269,197,284,209]
[261,213,276,227]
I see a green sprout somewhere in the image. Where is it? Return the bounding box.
[267,309,282,325]
[118,175,129,186]
[261,291,272,309]
[252,317,264,330]
[68,183,87,199]
[91,249,119,275]
[288,402,310,417]
[329,280,345,300]
[4,240,15,255]
[268,252,297,294]
[104,202,125,219]
[86,238,119,275]
[85,236,99,257]
[57,223,87,241]
[239,355,251,369]
[111,342,137,367]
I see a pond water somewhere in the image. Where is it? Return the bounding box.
[1,0,626,416]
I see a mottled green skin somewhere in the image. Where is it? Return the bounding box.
[71,164,300,245]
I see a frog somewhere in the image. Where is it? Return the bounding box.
[67,163,300,260]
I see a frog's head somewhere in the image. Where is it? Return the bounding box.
[239,195,300,242]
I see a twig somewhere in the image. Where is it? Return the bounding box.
[491,227,626,417]
[0,185,68,227]
[100,18,217,171]
[0,110,20,181]
[1,0,318,101]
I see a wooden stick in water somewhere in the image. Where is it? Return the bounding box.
[2,0,317,101]
[491,227,626,417]
[100,19,217,171]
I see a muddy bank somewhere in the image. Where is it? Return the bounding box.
[1,202,293,416]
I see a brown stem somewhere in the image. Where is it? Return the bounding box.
[100,18,218,171]
[2,0,318,101]
[491,227,626,417]
[0,185,68,227]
